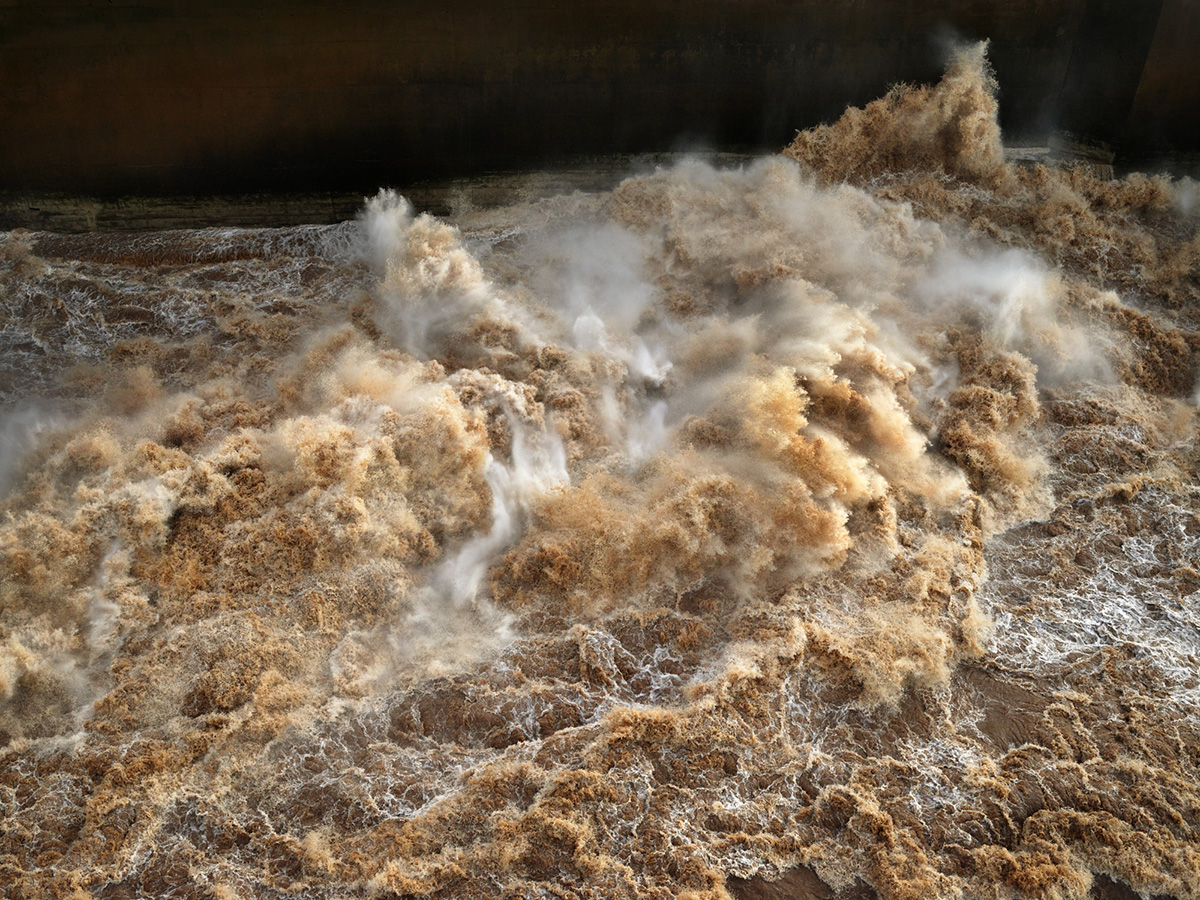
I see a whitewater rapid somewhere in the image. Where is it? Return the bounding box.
[1,45,1198,900]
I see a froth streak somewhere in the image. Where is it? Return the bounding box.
[1,44,1199,900]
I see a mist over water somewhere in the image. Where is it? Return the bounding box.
[1,46,1199,900]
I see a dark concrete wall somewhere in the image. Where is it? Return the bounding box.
[1126,0,1200,155]
[0,1,1193,196]
[1053,0,1164,146]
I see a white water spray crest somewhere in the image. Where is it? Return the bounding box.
[527,217,679,463]
[625,399,670,467]
[397,413,568,672]
[0,405,70,496]
[357,188,414,275]
[915,244,1113,384]
[431,418,568,611]
[1172,177,1200,217]
[360,187,525,359]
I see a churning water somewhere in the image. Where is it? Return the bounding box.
[1,46,1198,900]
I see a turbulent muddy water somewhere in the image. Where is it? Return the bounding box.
[2,47,1199,900]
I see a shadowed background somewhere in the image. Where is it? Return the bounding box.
[1,0,1197,200]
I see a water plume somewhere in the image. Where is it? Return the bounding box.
[784,41,1007,187]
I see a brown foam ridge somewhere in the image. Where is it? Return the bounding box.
[729,867,1182,900]
[2,44,1199,900]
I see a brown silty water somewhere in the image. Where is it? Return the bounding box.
[1,45,1198,900]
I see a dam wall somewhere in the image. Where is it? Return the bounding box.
[0,0,1196,198]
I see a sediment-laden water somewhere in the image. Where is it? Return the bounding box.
[1,46,1198,900]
